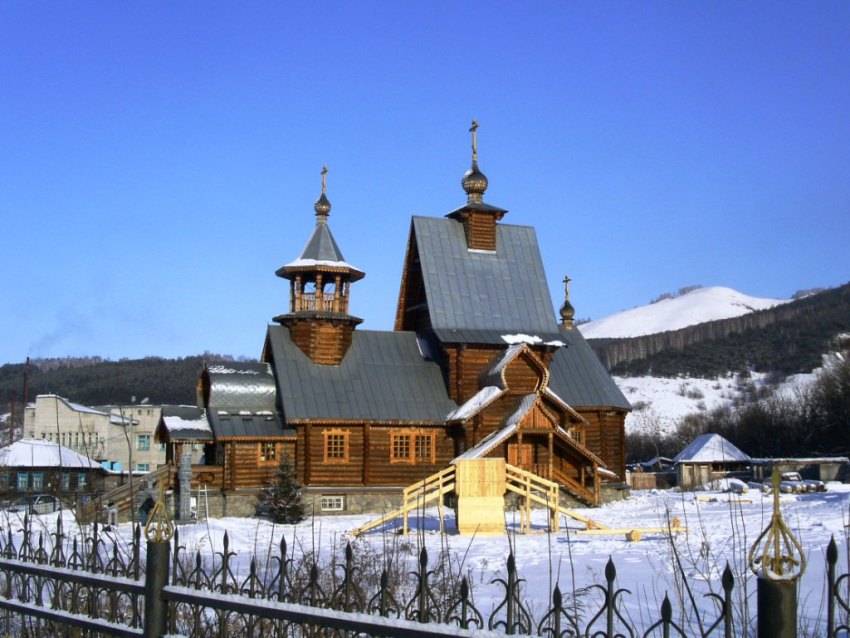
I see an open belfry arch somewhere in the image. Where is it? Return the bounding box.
[156,121,632,528]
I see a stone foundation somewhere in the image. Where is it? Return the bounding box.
[151,483,629,523]
[301,487,404,516]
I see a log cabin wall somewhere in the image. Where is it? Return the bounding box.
[502,351,546,394]
[362,426,455,486]
[394,240,433,333]
[462,212,497,251]
[288,321,355,366]
[579,409,627,479]
[300,425,365,486]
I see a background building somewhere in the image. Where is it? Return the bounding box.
[23,394,166,472]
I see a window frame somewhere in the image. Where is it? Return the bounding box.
[323,429,349,464]
[320,495,345,511]
[136,434,151,451]
[390,429,436,465]
[259,441,278,463]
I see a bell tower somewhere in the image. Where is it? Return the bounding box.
[274,167,364,365]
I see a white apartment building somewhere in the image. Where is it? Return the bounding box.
[23,395,166,473]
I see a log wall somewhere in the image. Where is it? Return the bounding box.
[288,320,355,365]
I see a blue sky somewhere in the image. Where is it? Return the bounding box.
[2,2,848,363]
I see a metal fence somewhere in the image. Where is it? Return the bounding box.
[0,513,847,637]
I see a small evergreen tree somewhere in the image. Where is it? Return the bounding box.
[257,454,306,523]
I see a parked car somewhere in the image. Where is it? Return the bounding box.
[781,471,826,492]
[7,494,61,515]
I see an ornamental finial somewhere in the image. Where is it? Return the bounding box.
[314,165,331,223]
[462,119,488,204]
[469,119,479,163]
[144,480,174,543]
[748,467,806,581]
[560,274,576,328]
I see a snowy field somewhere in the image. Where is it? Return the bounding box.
[7,483,850,635]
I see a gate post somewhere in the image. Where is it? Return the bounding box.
[748,469,806,638]
[756,578,796,638]
[142,486,175,638]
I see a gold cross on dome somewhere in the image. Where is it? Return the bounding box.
[469,120,479,162]
[321,165,328,194]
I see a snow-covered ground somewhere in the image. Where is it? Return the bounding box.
[7,485,850,635]
[579,286,789,339]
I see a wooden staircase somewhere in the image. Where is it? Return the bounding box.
[350,461,607,537]
[77,465,173,525]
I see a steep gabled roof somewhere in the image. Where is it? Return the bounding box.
[548,326,631,410]
[265,325,457,423]
[674,433,751,464]
[410,216,562,344]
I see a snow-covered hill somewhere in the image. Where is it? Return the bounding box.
[579,286,788,339]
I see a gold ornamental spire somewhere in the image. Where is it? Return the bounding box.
[314,165,331,224]
[748,468,806,581]
[462,119,489,204]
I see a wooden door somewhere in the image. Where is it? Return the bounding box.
[507,443,533,467]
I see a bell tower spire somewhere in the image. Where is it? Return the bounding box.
[448,119,507,251]
[274,167,364,365]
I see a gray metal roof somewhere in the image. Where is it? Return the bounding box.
[208,411,293,439]
[158,405,213,442]
[206,362,277,413]
[412,216,563,345]
[548,327,631,410]
[265,325,458,423]
[298,221,345,262]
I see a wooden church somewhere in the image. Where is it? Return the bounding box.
[158,124,630,516]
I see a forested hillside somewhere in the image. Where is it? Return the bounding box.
[0,354,249,410]
[590,282,850,377]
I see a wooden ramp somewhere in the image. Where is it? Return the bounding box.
[350,460,621,538]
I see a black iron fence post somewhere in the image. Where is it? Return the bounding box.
[750,469,805,638]
[143,537,170,638]
[142,488,174,638]
[756,578,796,638]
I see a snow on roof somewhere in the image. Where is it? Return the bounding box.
[543,388,587,424]
[281,257,363,273]
[673,433,751,464]
[0,439,102,469]
[452,423,518,462]
[500,334,565,347]
[163,412,212,433]
[207,365,261,375]
[504,394,537,428]
[446,386,503,421]
[502,333,542,345]
[37,394,109,417]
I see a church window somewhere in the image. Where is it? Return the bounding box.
[259,442,277,463]
[323,429,348,463]
[390,430,435,464]
[415,434,433,462]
